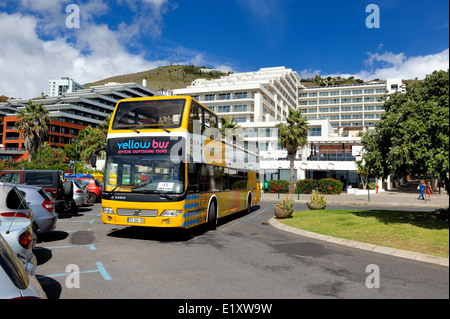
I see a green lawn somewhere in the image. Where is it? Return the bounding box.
[280,209,449,258]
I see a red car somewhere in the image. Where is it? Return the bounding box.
[71,178,102,203]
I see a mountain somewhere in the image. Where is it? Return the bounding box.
[83,65,229,92]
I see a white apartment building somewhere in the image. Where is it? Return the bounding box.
[174,68,405,190]
[299,78,405,129]
[48,77,86,97]
[174,66,302,123]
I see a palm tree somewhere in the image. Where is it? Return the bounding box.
[276,109,310,191]
[220,116,242,143]
[77,126,106,163]
[15,100,50,162]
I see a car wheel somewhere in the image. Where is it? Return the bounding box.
[88,193,97,203]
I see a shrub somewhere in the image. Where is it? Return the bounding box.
[294,178,343,195]
[267,180,290,194]
[311,189,327,205]
[278,196,294,211]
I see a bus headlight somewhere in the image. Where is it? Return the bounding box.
[161,210,182,217]
[103,207,114,215]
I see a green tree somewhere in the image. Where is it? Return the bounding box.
[361,70,449,190]
[77,126,107,163]
[15,100,50,162]
[276,109,310,191]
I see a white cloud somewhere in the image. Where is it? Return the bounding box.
[301,49,450,82]
[0,12,166,98]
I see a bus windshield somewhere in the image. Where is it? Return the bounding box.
[105,136,185,195]
[112,99,186,130]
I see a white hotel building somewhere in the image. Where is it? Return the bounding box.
[174,67,405,189]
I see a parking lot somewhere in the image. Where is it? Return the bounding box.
[34,201,449,300]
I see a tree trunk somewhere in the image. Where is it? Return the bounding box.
[289,154,295,192]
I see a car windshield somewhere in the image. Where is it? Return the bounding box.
[112,99,186,130]
[104,137,185,195]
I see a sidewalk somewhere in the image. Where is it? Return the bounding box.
[261,189,449,208]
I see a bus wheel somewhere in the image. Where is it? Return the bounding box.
[207,200,217,230]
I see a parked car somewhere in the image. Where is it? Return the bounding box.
[0,170,65,212]
[15,185,57,234]
[67,177,102,203]
[0,183,37,275]
[63,179,88,213]
[0,233,46,299]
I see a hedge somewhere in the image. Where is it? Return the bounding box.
[266,178,344,195]
[294,178,343,195]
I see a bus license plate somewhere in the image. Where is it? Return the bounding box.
[127,217,145,224]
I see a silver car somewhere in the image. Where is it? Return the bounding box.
[62,179,88,213]
[0,233,46,299]
[16,184,58,234]
[0,184,37,275]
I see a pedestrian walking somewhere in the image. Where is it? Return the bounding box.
[425,181,433,201]
[417,180,426,200]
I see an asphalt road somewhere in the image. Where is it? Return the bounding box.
[35,201,449,300]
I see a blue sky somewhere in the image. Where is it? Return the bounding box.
[0,0,448,98]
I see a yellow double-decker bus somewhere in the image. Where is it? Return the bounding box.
[92,96,260,230]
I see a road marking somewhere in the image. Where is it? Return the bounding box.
[58,219,95,224]
[37,262,111,281]
[35,243,96,250]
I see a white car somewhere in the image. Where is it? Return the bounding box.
[0,233,46,299]
[0,183,37,275]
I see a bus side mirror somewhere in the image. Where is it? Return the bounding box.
[91,153,97,168]
[91,147,106,168]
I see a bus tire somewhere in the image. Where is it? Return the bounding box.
[207,199,217,230]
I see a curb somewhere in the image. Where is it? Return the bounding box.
[268,217,449,267]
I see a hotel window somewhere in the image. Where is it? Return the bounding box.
[352,115,362,119]
[234,105,248,112]
[319,108,329,113]
[352,98,362,103]
[204,94,215,101]
[352,89,363,95]
[342,98,351,103]
[364,114,375,119]
[364,105,375,111]
[235,92,248,99]
[308,100,317,105]
[342,115,351,120]
[308,108,317,113]
[319,99,329,105]
[364,89,374,94]
[330,107,339,112]
[364,97,375,102]
[342,107,351,112]
[330,91,339,96]
[218,105,231,113]
[330,99,339,104]
[218,93,231,100]
[319,92,329,97]
[341,90,351,95]
[308,92,318,97]
[376,88,386,94]
[330,115,339,120]
[299,101,307,105]
[309,128,322,136]
[352,106,362,111]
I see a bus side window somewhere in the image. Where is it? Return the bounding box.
[188,163,200,193]
[189,102,203,133]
